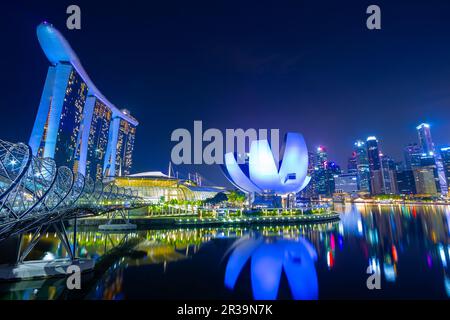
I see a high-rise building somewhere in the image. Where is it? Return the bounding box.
[354,140,371,194]
[326,161,342,195]
[416,123,447,194]
[314,146,328,196]
[299,151,316,198]
[417,123,435,155]
[440,147,450,194]
[334,173,358,194]
[396,169,416,195]
[403,143,422,170]
[381,155,398,194]
[29,23,138,181]
[366,136,383,195]
[418,155,441,194]
[310,146,341,197]
[413,166,438,195]
[347,152,358,174]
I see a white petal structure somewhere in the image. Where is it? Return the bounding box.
[223,132,311,196]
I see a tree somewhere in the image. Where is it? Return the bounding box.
[204,192,228,205]
[227,190,246,208]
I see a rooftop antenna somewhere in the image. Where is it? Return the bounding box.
[168,161,172,178]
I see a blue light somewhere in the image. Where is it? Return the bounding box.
[224,237,318,300]
[222,132,311,196]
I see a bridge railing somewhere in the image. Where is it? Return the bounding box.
[0,139,148,240]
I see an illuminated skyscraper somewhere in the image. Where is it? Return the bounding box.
[403,143,422,170]
[396,168,416,194]
[334,173,358,194]
[413,166,438,195]
[314,146,328,195]
[381,155,398,194]
[29,22,138,180]
[299,151,316,198]
[366,136,383,195]
[416,155,441,194]
[440,147,450,194]
[415,123,446,194]
[417,123,434,155]
[354,140,370,194]
[347,152,358,174]
[326,161,342,195]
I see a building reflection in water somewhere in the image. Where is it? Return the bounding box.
[224,236,318,300]
[0,204,449,300]
[335,203,450,296]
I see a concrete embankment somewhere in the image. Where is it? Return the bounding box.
[71,212,340,228]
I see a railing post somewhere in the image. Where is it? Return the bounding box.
[73,214,77,259]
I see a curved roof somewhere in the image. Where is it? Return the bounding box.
[36,22,138,126]
[128,171,171,178]
[222,132,311,195]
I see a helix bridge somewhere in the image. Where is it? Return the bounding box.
[0,139,148,279]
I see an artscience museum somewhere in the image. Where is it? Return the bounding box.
[222,132,311,207]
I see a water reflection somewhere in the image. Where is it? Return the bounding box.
[224,236,318,300]
[336,203,450,298]
[0,204,449,300]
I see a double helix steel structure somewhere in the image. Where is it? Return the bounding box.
[0,139,146,242]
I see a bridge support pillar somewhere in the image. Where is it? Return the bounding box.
[0,219,95,281]
[98,209,137,231]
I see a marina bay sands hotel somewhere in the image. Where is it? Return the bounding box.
[29,22,138,181]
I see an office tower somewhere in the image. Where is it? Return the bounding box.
[334,173,358,194]
[415,155,441,194]
[29,22,138,181]
[403,143,422,170]
[326,161,342,195]
[417,123,435,155]
[347,152,358,174]
[416,123,447,194]
[381,155,398,194]
[354,140,371,194]
[366,136,384,195]
[396,168,416,195]
[413,166,438,195]
[314,146,328,196]
[299,151,316,198]
[440,147,450,195]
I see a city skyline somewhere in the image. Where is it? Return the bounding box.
[302,121,449,198]
[1,0,450,304]
[2,1,450,187]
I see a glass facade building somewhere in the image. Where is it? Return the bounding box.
[396,169,416,194]
[314,146,329,196]
[85,99,112,180]
[53,68,88,172]
[334,173,358,194]
[381,156,398,194]
[416,124,447,194]
[417,123,434,155]
[354,140,371,194]
[404,143,422,170]
[29,22,138,181]
[366,136,383,195]
[116,117,137,176]
[441,147,450,191]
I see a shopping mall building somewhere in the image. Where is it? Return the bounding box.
[112,171,226,203]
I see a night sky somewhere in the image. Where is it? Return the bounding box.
[1,0,450,186]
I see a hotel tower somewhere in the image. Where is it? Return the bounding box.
[29,22,138,181]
